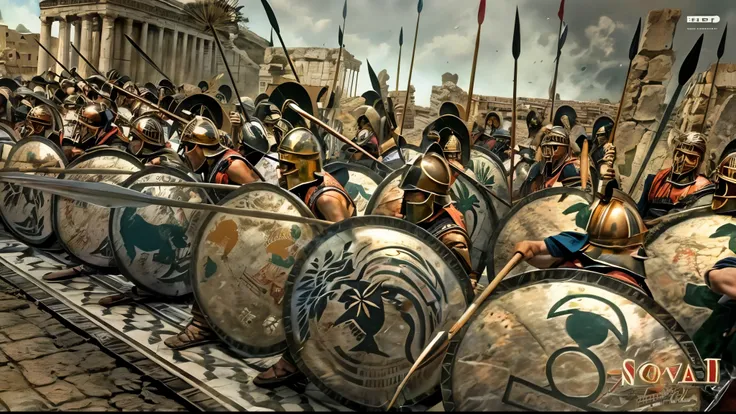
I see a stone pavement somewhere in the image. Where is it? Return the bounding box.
[0,280,186,412]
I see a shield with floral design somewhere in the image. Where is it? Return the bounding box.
[52,148,143,269]
[110,166,212,298]
[645,203,736,358]
[0,137,67,247]
[442,268,703,411]
[469,145,510,217]
[324,161,382,216]
[284,216,473,410]
[488,187,592,279]
[191,183,317,357]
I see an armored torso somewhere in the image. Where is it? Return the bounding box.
[643,167,714,219]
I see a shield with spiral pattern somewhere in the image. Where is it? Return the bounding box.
[192,183,317,357]
[52,148,143,269]
[284,216,473,410]
[442,268,704,412]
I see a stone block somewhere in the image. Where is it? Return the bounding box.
[631,55,650,79]
[0,365,27,392]
[18,351,84,386]
[1,323,45,341]
[442,72,459,85]
[36,380,85,405]
[640,9,681,55]
[0,300,28,312]
[634,85,666,122]
[59,397,112,411]
[66,373,121,398]
[0,337,60,362]
[0,389,50,411]
[644,54,673,83]
[0,314,22,330]
[715,64,736,88]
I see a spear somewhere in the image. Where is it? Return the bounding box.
[509,7,520,203]
[70,43,104,78]
[464,0,486,123]
[395,27,403,92]
[549,0,565,122]
[124,34,174,85]
[327,0,348,107]
[702,23,728,134]
[35,39,98,97]
[260,0,301,82]
[269,28,274,47]
[627,34,704,194]
[398,0,424,134]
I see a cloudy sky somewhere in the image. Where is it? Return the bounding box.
[2,0,733,106]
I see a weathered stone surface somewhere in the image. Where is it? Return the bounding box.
[0,352,6,365]
[0,300,28,312]
[78,350,116,373]
[634,85,666,121]
[0,337,60,361]
[1,323,46,341]
[631,55,650,79]
[0,365,28,391]
[59,397,112,411]
[108,367,142,392]
[644,54,673,83]
[714,64,736,88]
[66,372,121,398]
[42,320,69,337]
[0,293,16,301]
[36,380,85,405]
[52,331,85,348]
[0,389,49,411]
[18,351,84,386]
[640,9,681,54]
[110,393,144,410]
[0,334,8,344]
[442,72,459,85]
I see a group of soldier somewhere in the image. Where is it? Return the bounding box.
[0,51,735,409]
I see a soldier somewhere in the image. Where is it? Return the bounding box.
[473,111,501,147]
[526,109,543,146]
[252,127,356,388]
[582,115,614,170]
[14,104,59,142]
[520,125,589,197]
[342,105,381,166]
[62,102,124,160]
[126,114,183,168]
[637,132,714,220]
[253,101,289,151]
[514,182,650,296]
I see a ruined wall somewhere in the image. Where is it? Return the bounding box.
[611,8,681,200]
[389,86,416,131]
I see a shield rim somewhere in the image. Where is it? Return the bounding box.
[553,104,577,128]
[283,215,474,411]
[51,147,144,270]
[0,123,21,143]
[470,145,510,199]
[174,93,227,130]
[440,267,702,412]
[109,165,212,298]
[190,182,316,358]
[421,115,472,168]
[364,165,410,215]
[0,136,67,247]
[486,187,593,277]
[324,161,384,187]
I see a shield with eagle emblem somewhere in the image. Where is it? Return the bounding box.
[488,187,592,280]
[191,183,317,357]
[0,137,66,247]
[324,161,382,216]
[442,268,703,412]
[52,148,143,269]
[284,216,473,410]
[109,166,212,298]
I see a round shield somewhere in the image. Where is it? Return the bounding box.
[109,166,212,297]
[361,90,382,107]
[284,215,473,410]
[441,268,703,411]
[0,123,20,144]
[174,93,227,130]
[0,137,66,247]
[269,82,315,128]
[324,161,382,216]
[645,206,736,342]
[364,165,407,218]
[253,152,280,185]
[421,115,471,167]
[488,187,592,279]
[52,148,143,269]
[468,145,510,218]
[191,183,317,357]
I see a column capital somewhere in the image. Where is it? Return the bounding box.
[101,13,117,23]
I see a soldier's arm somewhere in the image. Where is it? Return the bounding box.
[226,159,260,185]
[514,240,559,268]
[315,193,351,223]
[706,261,736,299]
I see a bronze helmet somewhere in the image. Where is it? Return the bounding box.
[586,186,647,248]
[179,116,226,158]
[399,143,452,224]
[68,102,109,145]
[540,125,570,174]
[26,104,54,134]
[439,127,462,162]
[712,152,736,213]
[670,132,707,183]
[128,114,166,156]
[277,127,323,190]
[352,105,382,145]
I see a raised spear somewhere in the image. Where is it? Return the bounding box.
[549,0,566,122]
[395,27,403,92]
[260,0,301,82]
[70,43,104,78]
[398,0,424,134]
[35,39,98,96]
[509,7,520,203]
[464,0,486,123]
[627,34,704,194]
[327,0,348,105]
[702,23,728,134]
[124,34,174,85]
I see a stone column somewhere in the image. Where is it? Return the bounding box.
[136,21,149,82]
[72,19,82,69]
[57,17,70,74]
[209,39,216,76]
[120,18,133,77]
[178,33,189,84]
[188,36,198,83]
[78,14,92,77]
[91,16,101,68]
[154,26,165,81]
[353,69,359,96]
[194,37,204,83]
[169,29,179,83]
[37,16,52,75]
[98,14,116,75]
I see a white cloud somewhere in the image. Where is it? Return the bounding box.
[0,0,41,33]
[313,18,331,33]
[417,33,474,63]
[585,16,620,57]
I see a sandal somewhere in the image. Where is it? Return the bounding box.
[98,287,154,308]
[43,266,88,282]
[252,359,306,389]
[164,323,218,350]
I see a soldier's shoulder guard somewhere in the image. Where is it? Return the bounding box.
[526,161,543,182]
[693,174,714,192]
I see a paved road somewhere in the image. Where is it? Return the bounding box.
[0,279,186,411]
